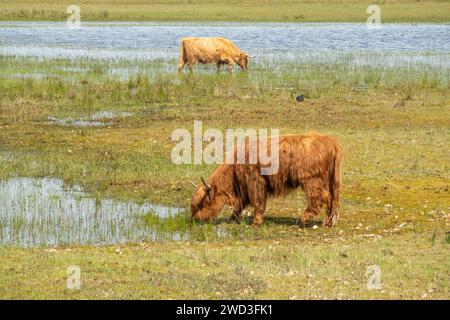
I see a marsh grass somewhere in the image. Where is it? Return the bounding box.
[0,50,448,298]
[144,210,190,240]
[0,55,448,208]
[1,53,448,89]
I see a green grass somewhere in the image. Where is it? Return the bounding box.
[0,53,449,299]
[0,0,449,22]
[0,233,448,299]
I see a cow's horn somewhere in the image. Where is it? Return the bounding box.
[190,182,198,189]
[201,177,211,190]
[248,54,257,58]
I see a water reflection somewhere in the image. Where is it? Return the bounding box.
[47,112,133,127]
[0,177,184,247]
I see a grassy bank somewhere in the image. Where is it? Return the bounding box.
[0,233,448,299]
[0,0,449,23]
[0,56,448,206]
[0,54,449,298]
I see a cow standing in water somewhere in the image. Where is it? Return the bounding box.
[178,37,254,72]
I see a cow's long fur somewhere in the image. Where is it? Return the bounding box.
[191,133,344,227]
[178,37,249,71]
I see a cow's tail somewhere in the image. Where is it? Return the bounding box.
[178,39,186,71]
[326,142,343,227]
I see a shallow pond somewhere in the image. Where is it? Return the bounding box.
[0,21,448,61]
[0,177,186,247]
[47,112,133,127]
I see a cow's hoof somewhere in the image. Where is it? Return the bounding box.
[323,215,337,227]
[301,211,314,226]
[251,216,264,226]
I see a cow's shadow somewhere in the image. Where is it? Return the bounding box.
[212,215,322,228]
[264,216,323,228]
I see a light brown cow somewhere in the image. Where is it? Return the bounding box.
[178,37,253,71]
[191,133,344,227]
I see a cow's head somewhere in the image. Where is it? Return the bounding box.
[236,52,249,70]
[190,177,223,221]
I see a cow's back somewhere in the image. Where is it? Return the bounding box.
[181,37,239,62]
[278,133,340,175]
[261,134,341,195]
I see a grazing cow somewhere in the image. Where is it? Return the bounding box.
[178,37,254,72]
[191,133,344,227]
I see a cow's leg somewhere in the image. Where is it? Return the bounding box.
[252,203,266,226]
[249,175,268,226]
[229,195,248,223]
[230,208,242,223]
[216,61,222,71]
[322,179,334,226]
[188,60,195,72]
[221,57,234,72]
[226,62,234,72]
[301,178,324,226]
[177,59,185,71]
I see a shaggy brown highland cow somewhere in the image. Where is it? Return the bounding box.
[178,37,254,71]
[191,133,344,227]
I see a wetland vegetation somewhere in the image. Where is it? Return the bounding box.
[0,15,448,299]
